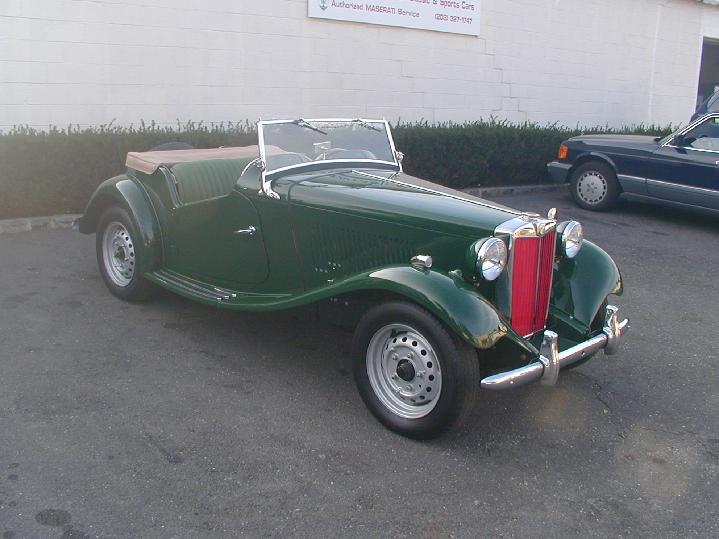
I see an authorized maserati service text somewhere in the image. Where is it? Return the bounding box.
[309,0,480,36]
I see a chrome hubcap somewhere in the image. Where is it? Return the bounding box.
[576,171,608,204]
[102,222,135,287]
[366,324,442,419]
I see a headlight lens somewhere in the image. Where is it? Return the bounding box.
[477,238,508,281]
[562,221,583,258]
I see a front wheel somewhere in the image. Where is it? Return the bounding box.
[96,207,155,302]
[352,301,480,439]
[569,161,621,211]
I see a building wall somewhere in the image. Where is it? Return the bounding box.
[0,0,717,130]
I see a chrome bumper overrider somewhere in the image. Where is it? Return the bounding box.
[480,305,630,390]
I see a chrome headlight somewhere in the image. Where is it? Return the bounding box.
[561,221,583,258]
[476,238,508,281]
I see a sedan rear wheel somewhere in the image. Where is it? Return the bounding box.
[570,161,621,211]
[352,301,479,439]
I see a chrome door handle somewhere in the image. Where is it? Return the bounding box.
[233,226,257,236]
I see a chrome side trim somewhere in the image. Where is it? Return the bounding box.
[622,192,719,215]
[480,305,630,390]
[616,174,646,183]
[662,144,719,155]
[616,174,646,195]
[646,178,719,197]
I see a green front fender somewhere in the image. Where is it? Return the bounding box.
[79,175,163,273]
[552,240,623,327]
[319,266,515,350]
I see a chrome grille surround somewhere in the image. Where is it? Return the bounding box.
[494,213,558,337]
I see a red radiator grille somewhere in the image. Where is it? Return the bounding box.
[510,231,557,336]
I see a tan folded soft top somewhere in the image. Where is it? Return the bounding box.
[126,146,263,175]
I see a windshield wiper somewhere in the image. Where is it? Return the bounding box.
[351,119,382,132]
[294,118,327,135]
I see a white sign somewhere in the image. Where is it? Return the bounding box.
[308,0,480,37]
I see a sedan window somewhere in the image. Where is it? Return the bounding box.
[679,117,719,151]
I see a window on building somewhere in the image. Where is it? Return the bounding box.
[696,38,719,110]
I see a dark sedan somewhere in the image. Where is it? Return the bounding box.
[547,113,719,213]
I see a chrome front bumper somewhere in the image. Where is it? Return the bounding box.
[481,305,630,390]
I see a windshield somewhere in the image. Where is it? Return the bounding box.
[259,119,399,174]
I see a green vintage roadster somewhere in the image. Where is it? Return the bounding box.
[80,118,629,439]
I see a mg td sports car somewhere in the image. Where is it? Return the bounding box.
[80,118,629,439]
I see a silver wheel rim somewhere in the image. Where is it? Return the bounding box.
[102,222,135,287]
[366,323,442,419]
[576,171,608,204]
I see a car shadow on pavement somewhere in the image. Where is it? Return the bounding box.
[149,286,624,449]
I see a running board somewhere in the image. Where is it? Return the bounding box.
[148,269,238,304]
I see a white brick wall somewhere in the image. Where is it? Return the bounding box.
[0,0,717,130]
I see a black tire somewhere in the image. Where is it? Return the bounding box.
[563,298,609,371]
[352,301,480,439]
[569,161,621,211]
[149,142,194,151]
[96,207,155,302]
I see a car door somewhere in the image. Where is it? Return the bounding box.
[649,115,719,209]
[166,190,270,286]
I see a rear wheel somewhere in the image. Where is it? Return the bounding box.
[570,161,621,211]
[96,207,154,301]
[352,301,479,439]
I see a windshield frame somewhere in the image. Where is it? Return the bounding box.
[257,118,402,198]
[658,113,719,147]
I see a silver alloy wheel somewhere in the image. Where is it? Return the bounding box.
[102,222,136,287]
[366,323,442,419]
[576,170,608,204]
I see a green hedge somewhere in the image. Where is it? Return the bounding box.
[0,119,672,219]
[394,119,672,189]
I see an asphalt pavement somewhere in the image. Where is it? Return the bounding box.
[0,190,717,538]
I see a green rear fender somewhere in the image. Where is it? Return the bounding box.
[552,240,623,326]
[332,266,513,350]
[79,175,163,273]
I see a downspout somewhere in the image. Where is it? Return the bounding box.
[647,4,663,124]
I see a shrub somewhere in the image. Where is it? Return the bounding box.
[392,118,672,189]
[0,121,255,219]
[0,119,672,219]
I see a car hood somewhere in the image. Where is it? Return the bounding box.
[568,134,660,149]
[282,169,519,238]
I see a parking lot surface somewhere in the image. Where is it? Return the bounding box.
[1,190,718,538]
